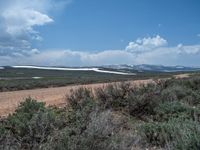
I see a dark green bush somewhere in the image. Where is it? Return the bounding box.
[67,88,95,111]
[127,83,162,119]
[96,82,131,110]
[0,98,67,149]
[139,118,200,149]
[154,101,200,121]
[2,76,200,149]
[161,85,200,105]
[41,87,140,150]
[66,88,96,134]
[7,98,46,137]
[41,110,138,150]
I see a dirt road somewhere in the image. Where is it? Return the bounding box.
[0,79,154,117]
[0,73,191,117]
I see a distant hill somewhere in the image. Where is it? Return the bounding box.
[102,64,200,72]
[1,64,200,73]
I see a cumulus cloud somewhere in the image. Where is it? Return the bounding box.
[0,2,199,67]
[134,45,200,65]
[0,50,136,66]
[1,34,200,66]
[2,9,53,35]
[125,36,200,66]
[126,35,167,53]
[0,0,70,56]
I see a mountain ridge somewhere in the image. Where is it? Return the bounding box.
[1,64,200,73]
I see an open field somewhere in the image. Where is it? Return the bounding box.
[0,79,154,117]
[0,67,196,116]
[0,72,192,117]
[1,75,200,149]
[0,67,194,92]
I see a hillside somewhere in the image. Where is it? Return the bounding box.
[0,66,183,92]
[1,76,200,150]
[0,79,154,116]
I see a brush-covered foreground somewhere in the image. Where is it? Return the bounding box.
[1,76,200,150]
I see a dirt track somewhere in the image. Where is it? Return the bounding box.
[0,73,191,117]
[0,79,154,117]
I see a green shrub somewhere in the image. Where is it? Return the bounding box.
[2,76,200,149]
[67,88,95,111]
[165,77,200,91]
[154,101,200,121]
[41,110,137,150]
[7,98,46,137]
[96,82,131,110]
[161,85,200,105]
[0,98,67,149]
[181,77,200,90]
[66,88,96,136]
[139,118,200,149]
[127,83,162,119]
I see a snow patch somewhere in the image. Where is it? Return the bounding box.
[175,66,185,69]
[93,68,135,75]
[0,67,4,69]
[32,77,43,79]
[12,66,135,75]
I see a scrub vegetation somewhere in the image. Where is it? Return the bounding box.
[0,67,186,92]
[1,76,200,149]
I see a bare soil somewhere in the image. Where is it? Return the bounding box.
[174,73,190,79]
[0,79,153,117]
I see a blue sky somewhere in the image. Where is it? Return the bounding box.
[0,0,200,66]
[38,0,200,50]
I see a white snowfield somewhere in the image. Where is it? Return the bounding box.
[32,77,43,79]
[0,67,4,69]
[12,66,136,75]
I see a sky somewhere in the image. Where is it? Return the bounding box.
[0,0,200,66]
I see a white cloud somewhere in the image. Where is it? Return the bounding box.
[1,35,200,67]
[134,45,200,66]
[80,50,136,66]
[126,35,167,53]
[2,9,53,35]
[176,44,200,55]
[1,50,135,66]
[0,0,70,56]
